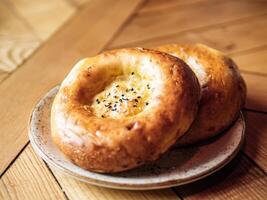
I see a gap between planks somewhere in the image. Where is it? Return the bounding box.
[174,152,267,200]
[1,114,266,200]
[0,0,78,83]
[109,0,267,47]
[108,13,267,53]
[0,145,180,200]
[1,108,266,199]
[0,0,144,175]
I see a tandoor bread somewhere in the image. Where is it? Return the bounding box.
[51,48,200,173]
[156,44,246,145]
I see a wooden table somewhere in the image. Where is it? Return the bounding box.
[0,0,266,199]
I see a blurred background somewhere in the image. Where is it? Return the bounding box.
[1,0,266,81]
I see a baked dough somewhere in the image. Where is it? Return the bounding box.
[51,48,200,173]
[156,44,246,145]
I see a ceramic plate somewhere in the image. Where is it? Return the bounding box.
[29,86,245,190]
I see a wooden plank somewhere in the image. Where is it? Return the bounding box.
[140,0,205,13]
[108,15,267,56]
[9,0,76,40]
[175,154,267,200]
[110,0,267,47]
[243,73,267,112]
[0,1,40,72]
[231,47,267,75]
[52,170,180,200]
[0,146,67,200]
[0,0,143,175]
[244,111,267,172]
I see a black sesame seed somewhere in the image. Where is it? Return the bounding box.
[126,89,129,92]
[133,105,137,107]
[108,105,112,109]
[116,85,119,88]
[119,99,123,102]
[131,72,134,75]
[101,115,104,118]
[146,102,149,105]
[122,94,125,96]
[134,99,138,102]
[131,88,134,91]
[137,96,141,98]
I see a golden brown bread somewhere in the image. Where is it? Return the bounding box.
[51,48,200,173]
[155,44,246,145]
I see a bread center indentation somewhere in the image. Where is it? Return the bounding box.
[91,71,152,119]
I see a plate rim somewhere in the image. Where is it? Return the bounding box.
[28,86,245,190]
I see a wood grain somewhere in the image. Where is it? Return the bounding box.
[232,47,267,75]
[174,154,267,200]
[110,0,267,47]
[108,15,267,55]
[0,146,66,200]
[140,0,205,13]
[52,170,180,200]
[244,111,267,172]
[9,0,76,40]
[0,0,143,175]
[242,73,267,112]
[0,1,40,73]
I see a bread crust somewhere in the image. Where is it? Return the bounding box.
[51,48,200,173]
[156,44,246,145]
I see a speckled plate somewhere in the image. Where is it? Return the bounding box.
[29,86,245,190]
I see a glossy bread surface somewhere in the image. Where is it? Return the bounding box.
[156,44,247,145]
[51,48,200,172]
